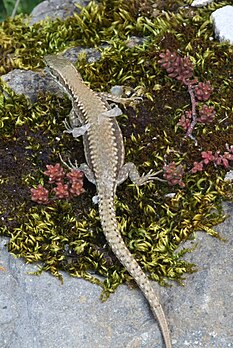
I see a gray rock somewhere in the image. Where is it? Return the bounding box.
[191,0,214,7]
[211,5,233,44]
[1,47,102,103]
[0,201,232,347]
[1,1,232,347]
[30,0,91,24]
[225,169,233,181]
[169,201,233,347]
[63,47,102,64]
[1,69,64,102]
[0,237,163,348]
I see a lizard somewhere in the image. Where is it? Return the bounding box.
[44,54,172,348]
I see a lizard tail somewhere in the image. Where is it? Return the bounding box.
[98,195,172,348]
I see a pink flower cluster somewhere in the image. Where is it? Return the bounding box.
[163,162,185,188]
[44,163,65,183]
[177,110,192,131]
[178,104,216,130]
[197,105,216,124]
[158,49,216,137]
[31,185,50,204]
[192,145,233,173]
[194,81,213,101]
[158,49,194,83]
[30,163,84,205]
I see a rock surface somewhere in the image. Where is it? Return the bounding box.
[211,5,233,44]
[1,1,233,347]
[191,0,214,7]
[30,0,90,24]
[1,69,63,102]
[0,202,232,348]
[1,47,101,102]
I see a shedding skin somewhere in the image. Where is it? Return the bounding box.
[44,54,172,348]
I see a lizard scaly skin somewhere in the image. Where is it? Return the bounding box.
[44,54,172,348]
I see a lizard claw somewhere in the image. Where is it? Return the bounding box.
[63,118,72,131]
[137,169,165,185]
[59,154,79,170]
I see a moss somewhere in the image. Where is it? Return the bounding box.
[0,0,232,298]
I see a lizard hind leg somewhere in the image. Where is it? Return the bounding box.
[59,155,96,185]
[117,162,165,186]
[68,108,81,128]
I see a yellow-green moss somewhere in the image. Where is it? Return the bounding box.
[0,0,232,299]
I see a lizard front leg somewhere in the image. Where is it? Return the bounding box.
[98,104,123,123]
[99,87,142,108]
[63,118,91,138]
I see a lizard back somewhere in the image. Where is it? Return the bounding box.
[44,54,125,186]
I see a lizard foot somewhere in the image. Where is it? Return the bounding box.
[136,169,166,185]
[99,88,143,108]
[117,163,166,187]
[99,104,123,122]
[63,118,90,138]
[59,155,96,185]
[59,154,79,170]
